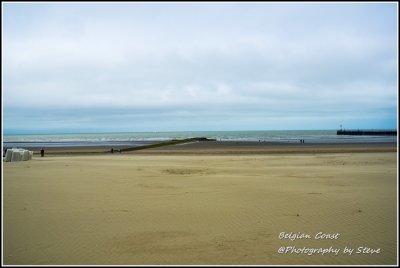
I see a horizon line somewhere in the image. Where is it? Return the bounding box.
[3,128,398,136]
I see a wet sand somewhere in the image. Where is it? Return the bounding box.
[22,141,397,156]
[132,141,398,154]
[3,142,398,265]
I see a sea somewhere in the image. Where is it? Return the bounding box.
[2,130,397,149]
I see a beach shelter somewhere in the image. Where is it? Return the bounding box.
[22,150,30,161]
[4,148,34,162]
[5,150,13,162]
[11,149,23,161]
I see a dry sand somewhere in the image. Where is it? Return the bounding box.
[3,142,398,265]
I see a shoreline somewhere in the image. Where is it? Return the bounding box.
[6,140,396,156]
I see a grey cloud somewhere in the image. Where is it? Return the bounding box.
[3,3,397,132]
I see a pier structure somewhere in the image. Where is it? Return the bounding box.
[337,130,397,136]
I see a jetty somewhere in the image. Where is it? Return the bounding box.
[337,129,397,136]
[119,137,216,152]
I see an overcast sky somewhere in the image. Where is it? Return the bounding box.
[2,2,397,134]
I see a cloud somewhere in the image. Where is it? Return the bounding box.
[2,3,397,132]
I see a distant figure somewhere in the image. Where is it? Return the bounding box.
[111,148,114,154]
[40,148,45,157]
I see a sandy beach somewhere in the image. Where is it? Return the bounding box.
[3,142,398,265]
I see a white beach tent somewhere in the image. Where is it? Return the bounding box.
[5,149,13,162]
[22,150,30,161]
[11,149,23,161]
[4,148,34,162]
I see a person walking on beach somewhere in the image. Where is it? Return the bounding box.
[40,148,45,157]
